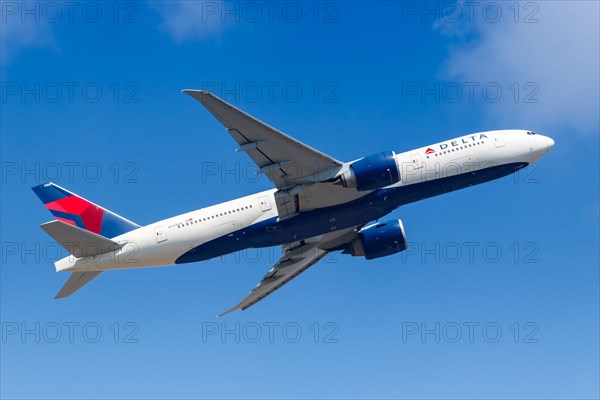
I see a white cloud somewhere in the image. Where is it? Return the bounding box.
[153,1,229,43]
[439,1,599,136]
[0,7,55,66]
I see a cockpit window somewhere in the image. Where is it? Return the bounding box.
[526,131,537,135]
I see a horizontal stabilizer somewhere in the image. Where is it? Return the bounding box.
[55,271,103,299]
[40,220,122,259]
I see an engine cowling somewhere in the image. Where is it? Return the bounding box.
[338,151,400,191]
[344,219,408,260]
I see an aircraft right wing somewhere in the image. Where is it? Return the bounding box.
[219,226,360,316]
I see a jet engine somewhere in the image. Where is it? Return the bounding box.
[344,219,408,260]
[337,151,400,191]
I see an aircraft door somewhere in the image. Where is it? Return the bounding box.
[409,153,423,169]
[154,226,167,243]
[493,133,506,148]
[258,195,272,212]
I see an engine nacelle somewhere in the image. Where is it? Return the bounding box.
[338,151,400,191]
[345,219,408,260]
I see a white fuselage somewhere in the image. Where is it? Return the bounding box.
[55,129,553,273]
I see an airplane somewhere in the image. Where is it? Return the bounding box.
[32,90,555,315]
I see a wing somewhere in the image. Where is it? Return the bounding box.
[184,90,366,219]
[183,90,342,189]
[219,226,360,316]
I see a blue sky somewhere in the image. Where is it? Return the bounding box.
[1,1,599,399]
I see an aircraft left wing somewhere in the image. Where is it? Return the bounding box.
[184,90,363,220]
[183,90,342,189]
[219,226,359,316]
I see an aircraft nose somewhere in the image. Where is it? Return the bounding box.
[526,133,554,162]
[541,135,555,151]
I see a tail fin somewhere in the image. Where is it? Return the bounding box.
[32,182,140,238]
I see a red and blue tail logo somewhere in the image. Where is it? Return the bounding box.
[32,183,140,238]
